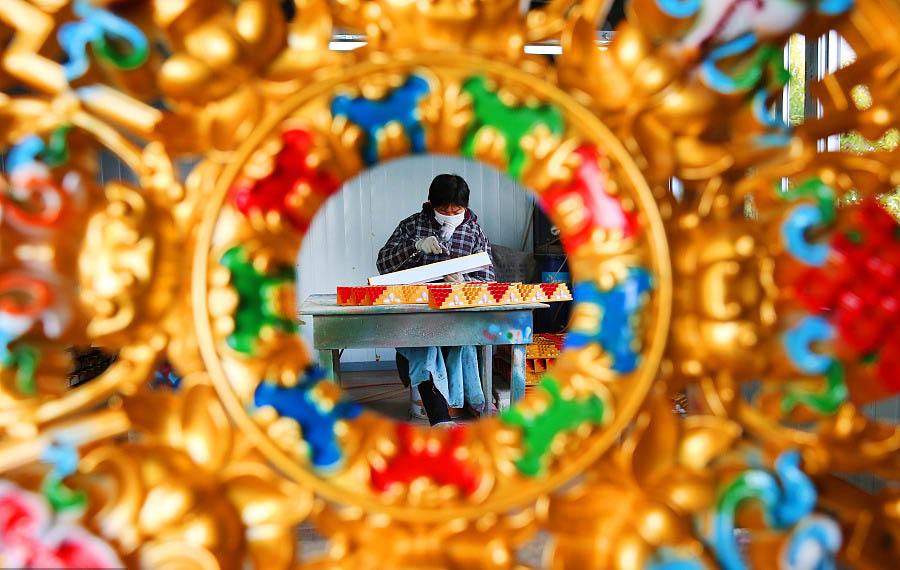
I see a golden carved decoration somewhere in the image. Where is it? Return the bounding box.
[0,0,899,568]
[543,389,735,569]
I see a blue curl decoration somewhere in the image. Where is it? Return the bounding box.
[711,451,817,570]
[783,316,836,375]
[7,135,45,172]
[654,0,702,18]
[700,33,759,95]
[784,515,842,570]
[781,204,829,266]
[816,0,854,16]
[57,0,149,82]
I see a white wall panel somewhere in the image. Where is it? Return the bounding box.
[297,155,534,364]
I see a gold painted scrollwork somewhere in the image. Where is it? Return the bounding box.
[0,0,899,568]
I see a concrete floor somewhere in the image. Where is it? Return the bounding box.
[341,368,428,424]
[340,367,513,421]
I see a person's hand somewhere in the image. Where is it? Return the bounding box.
[444,272,464,283]
[415,236,443,254]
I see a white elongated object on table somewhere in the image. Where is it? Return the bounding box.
[368,251,493,286]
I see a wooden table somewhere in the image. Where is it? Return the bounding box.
[298,294,548,414]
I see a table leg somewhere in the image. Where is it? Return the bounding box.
[479,345,493,416]
[511,344,526,406]
[319,350,342,387]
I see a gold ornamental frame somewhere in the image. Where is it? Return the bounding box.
[1,0,900,568]
[192,52,673,520]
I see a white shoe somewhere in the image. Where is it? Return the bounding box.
[434,421,459,429]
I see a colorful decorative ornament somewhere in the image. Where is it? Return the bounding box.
[57,0,148,82]
[219,245,298,355]
[461,75,565,178]
[501,377,607,477]
[152,360,182,390]
[369,423,481,496]
[0,481,121,568]
[332,75,431,165]
[231,128,340,232]
[39,440,87,514]
[539,145,636,251]
[567,266,653,373]
[0,0,898,568]
[705,450,819,570]
[254,366,362,470]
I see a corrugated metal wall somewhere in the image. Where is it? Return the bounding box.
[296,155,535,365]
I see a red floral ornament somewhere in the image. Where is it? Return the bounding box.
[231,128,340,232]
[538,145,636,251]
[0,481,121,568]
[792,199,900,397]
[370,423,481,497]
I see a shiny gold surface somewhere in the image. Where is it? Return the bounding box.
[0,0,898,568]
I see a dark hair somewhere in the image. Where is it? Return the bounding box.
[428,174,469,208]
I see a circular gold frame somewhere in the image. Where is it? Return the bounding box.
[3,0,899,566]
[193,52,672,521]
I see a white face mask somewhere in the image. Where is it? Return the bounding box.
[434,210,464,228]
[434,210,465,241]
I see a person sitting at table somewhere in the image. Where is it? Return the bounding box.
[376,174,494,427]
